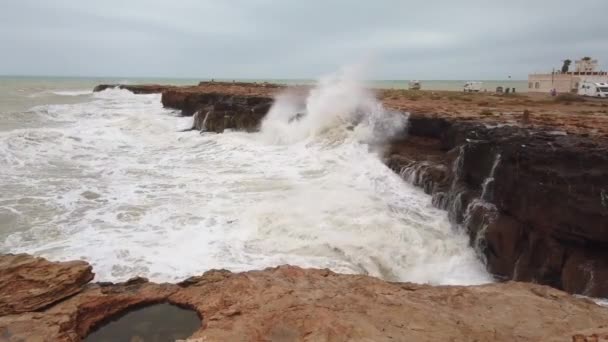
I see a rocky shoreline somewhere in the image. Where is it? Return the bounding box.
[94,82,608,297]
[1,253,608,341]
[1,82,607,340]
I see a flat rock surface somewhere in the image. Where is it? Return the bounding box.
[0,253,93,315]
[1,255,608,341]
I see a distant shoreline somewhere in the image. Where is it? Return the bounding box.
[0,75,528,92]
[0,74,527,82]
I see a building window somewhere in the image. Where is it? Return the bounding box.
[535,82,540,89]
[529,82,533,89]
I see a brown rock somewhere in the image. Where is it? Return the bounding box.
[483,214,523,279]
[522,109,531,124]
[562,249,608,297]
[2,258,608,341]
[0,254,94,316]
[392,115,608,296]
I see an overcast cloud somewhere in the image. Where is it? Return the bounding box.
[1,0,607,79]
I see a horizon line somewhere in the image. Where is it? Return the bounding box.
[0,74,527,82]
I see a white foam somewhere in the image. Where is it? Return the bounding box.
[0,72,491,285]
[595,298,608,307]
[27,89,93,98]
[51,90,93,96]
[574,295,608,307]
[260,64,407,146]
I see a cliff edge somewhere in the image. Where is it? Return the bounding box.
[1,254,608,341]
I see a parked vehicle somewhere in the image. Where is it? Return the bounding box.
[578,81,608,98]
[463,81,483,92]
[408,80,421,90]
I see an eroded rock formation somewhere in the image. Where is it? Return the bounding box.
[1,254,608,341]
[0,254,93,316]
[177,93,273,132]
[161,84,281,131]
[388,117,608,297]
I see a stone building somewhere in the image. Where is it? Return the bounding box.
[528,58,608,93]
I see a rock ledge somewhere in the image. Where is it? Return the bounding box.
[1,254,608,341]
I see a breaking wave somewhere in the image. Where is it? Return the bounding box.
[260,65,408,146]
[0,71,491,285]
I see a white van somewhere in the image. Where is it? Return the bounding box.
[463,81,483,92]
[578,81,608,98]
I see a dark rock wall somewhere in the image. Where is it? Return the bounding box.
[389,117,608,297]
[162,91,273,132]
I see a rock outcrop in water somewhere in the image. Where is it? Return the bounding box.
[175,93,273,132]
[95,82,281,132]
[94,82,608,298]
[161,82,283,132]
[1,254,608,341]
[93,84,177,94]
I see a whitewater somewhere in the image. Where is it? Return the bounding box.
[0,73,491,285]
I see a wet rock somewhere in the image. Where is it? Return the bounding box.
[93,84,118,92]
[167,93,273,132]
[81,191,101,200]
[483,214,523,279]
[161,88,276,118]
[1,258,608,341]
[156,82,306,131]
[93,84,176,94]
[511,232,567,288]
[0,254,94,315]
[391,115,608,296]
[161,89,190,110]
[561,249,608,297]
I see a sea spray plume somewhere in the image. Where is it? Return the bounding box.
[260,65,408,145]
[258,89,307,143]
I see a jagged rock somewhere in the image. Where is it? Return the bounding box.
[389,117,608,297]
[0,254,94,315]
[1,257,608,341]
[161,84,281,117]
[164,92,273,132]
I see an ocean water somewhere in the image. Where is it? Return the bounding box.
[0,74,492,284]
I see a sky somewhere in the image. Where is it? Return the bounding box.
[1,0,607,80]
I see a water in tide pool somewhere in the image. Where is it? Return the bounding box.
[0,73,492,285]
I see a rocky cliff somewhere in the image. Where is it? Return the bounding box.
[1,254,608,341]
[163,91,273,132]
[388,117,608,297]
[160,82,285,131]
